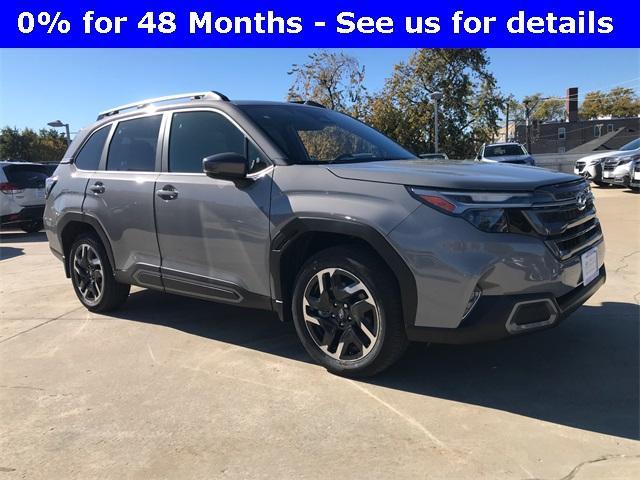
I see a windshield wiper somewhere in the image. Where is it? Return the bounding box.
[326,153,378,164]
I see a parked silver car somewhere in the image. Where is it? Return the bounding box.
[601,151,640,188]
[476,142,535,166]
[574,138,640,186]
[44,92,605,377]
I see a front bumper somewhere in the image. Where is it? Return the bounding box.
[574,163,602,181]
[608,175,631,187]
[406,266,605,343]
[388,203,605,332]
[0,205,45,227]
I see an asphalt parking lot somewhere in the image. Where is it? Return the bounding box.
[1,187,639,479]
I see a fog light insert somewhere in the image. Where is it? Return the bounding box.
[505,298,559,334]
[462,287,482,319]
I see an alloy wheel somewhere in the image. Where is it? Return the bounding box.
[302,268,380,361]
[72,243,104,306]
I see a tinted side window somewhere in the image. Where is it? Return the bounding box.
[75,126,110,170]
[107,115,162,171]
[169,111,245,173]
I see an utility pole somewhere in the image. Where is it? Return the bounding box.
[522,99,546,153]
[431,92,443,153]
[505,102,510,142]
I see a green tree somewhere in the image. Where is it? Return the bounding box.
[0,127,29,160]
[287,51,368,119]
[522,94,566,122]
[365,49,504,158]
[581,87,640,119]
[0,127,67,162]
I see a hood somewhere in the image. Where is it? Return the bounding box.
[326,159,578,191]
[579,148,639,164]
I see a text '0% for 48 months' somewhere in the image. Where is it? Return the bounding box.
[18,12,71,34]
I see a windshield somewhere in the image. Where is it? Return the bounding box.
[238,104,415,164]
[484,144,527,157]
[619,138,640,151]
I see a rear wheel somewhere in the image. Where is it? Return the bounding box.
[69,234,130,312]
[20,220,43,233]
[291,246,408,377]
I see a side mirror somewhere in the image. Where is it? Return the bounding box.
[202,152,248,180]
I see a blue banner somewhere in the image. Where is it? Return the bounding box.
[1,0,636,47]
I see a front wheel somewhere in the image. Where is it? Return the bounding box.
[69,234,130,312]
[291,246,408,377]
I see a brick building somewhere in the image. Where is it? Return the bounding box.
[514,88,639,154]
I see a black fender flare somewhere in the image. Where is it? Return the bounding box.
[57,212,116,277]
[270,217,417,326]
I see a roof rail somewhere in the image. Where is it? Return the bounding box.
[97,91,230,120]
[289,100,327,109]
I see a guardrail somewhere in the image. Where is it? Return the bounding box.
[533,153,584,173]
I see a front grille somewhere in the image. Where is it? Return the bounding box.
[603,158,620,172]
[575,161,586,172]
[545,218,602,260]
[517,180,603,260]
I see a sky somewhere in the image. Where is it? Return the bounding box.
[0,48,638,136]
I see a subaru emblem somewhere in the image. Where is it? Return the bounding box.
[576,190,588,211]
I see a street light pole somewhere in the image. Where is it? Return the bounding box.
[431,92,443,153]
[47,120,71,145]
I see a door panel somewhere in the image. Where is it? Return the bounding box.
[83,171,160,276]
[154,109,273,299]
[154,172,273,297]
[83,114,163,280]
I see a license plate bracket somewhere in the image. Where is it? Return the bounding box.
[581,247,599,286]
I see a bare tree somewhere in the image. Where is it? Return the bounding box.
[287,51,368,119]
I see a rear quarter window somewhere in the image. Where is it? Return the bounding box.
[74,125,111,170]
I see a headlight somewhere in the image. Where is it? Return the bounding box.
[461,209,508,232]
[408,187,545,233]
[617,154,640,165]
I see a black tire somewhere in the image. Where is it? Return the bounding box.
[291,246,408,377]
[68,234,130,312]
[20,220,43,233]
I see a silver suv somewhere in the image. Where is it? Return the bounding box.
[476,142,535,166]
[45,92,606,377]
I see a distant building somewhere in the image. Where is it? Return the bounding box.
[514,87,639,154]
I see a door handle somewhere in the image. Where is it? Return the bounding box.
[89,182,105,194]
[156,185,178,200]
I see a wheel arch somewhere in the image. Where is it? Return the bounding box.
[58,213,115,278]
[270,217,417,326]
